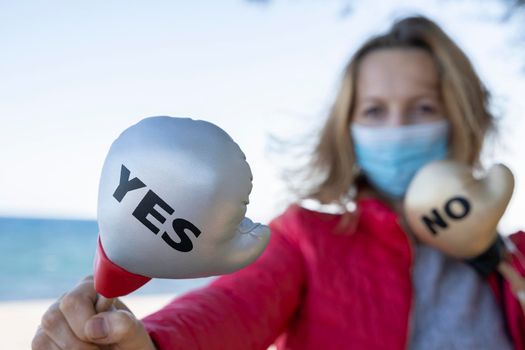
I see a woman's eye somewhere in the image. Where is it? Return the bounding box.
[363,106,383,117]
[415,104,436,114]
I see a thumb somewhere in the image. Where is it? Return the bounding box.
[84,310,156,349]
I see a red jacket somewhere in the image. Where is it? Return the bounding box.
[142,198,525,349]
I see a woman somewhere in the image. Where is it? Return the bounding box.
[32,16,525,349]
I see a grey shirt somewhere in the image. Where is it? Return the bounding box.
[409,243,513,350]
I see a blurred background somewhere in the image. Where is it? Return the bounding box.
[1,0,524,345]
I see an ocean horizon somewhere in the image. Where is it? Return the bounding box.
[0,216,213,301]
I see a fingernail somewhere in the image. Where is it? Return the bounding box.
[87,317,108,339]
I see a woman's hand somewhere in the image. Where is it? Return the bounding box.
[32,275,156,350]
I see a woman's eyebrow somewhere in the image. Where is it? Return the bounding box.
[359,96,383,103]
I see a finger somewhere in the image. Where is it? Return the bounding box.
[113,298,133,314]
[498,261,525,294]
[498,261,525,314]
[59,276,99,341]
[95,295,115,313]
[32,327,63,350]
[40,302,98,350]
[85,310,155,349]
[516,290,525,315]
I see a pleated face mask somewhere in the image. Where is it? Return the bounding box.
[350,119,450,199]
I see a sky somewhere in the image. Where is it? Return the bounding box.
[1,0,524,233]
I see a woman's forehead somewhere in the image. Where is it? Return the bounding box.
[356,48,440,99]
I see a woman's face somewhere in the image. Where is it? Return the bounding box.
[352,48,445,127]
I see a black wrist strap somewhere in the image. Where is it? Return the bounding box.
[465,235,506,277]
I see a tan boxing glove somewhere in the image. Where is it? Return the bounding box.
[404,159,525,293]
[404,160,514,258]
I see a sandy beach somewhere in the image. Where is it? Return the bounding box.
[0,294,175,349]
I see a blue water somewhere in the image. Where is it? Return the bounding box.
[0,217,213,301]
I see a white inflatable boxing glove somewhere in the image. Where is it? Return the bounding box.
[404,160,514,259]
[94,116,270,298]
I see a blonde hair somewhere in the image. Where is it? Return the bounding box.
[304,16,494,207]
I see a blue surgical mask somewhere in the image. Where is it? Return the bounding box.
[351,120,449,199]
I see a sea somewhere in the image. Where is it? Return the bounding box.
[0,217,214,301]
